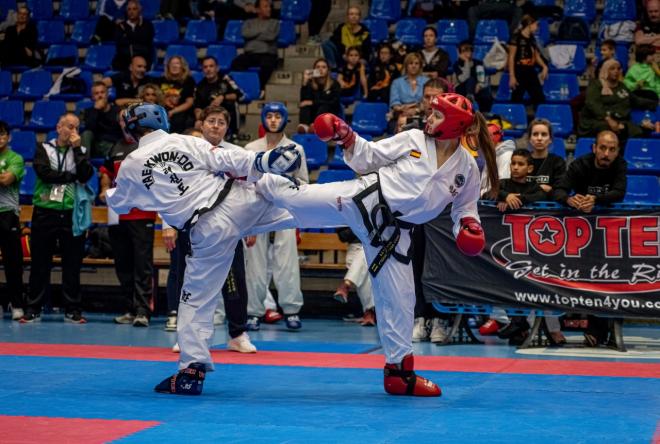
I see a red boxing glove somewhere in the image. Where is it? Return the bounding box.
[456,217,485,256]
[313,113,356,147]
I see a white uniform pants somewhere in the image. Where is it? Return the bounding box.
[257,174,414,364]
[177,186,295,371]
[245,228,303,316]
[345,243,374,310]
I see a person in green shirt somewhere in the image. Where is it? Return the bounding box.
[623,44,660,103]
[0,120,26,320]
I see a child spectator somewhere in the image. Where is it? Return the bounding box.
[496,149,546,212]
[453,40,493,112]
[508,14,548,109]
[367,43,401,103]
[594,39,617,78]
[337,46,368,100]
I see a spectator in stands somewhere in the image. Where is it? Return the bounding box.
[103,55,157,107]
[623,44,660,105]
[635,0,660,49]
[593,39,617,79]
[468,0,522,37]
[193,56,245,142]
[306,0,332,45]
[94,0,129,43]
[322,6,371,69]
[333,227,376,326]
[0,6,41,68]
[420,27,450,78]
[367,43,400,103]
[244,102,307,331]
[229,0,280,100]
[496,148,545,212]
[0,120,25,321]
[199,0,257,41]
[453,40,493,113]
[508,14,548,109]
[112,0,155,71]
[480,121,514,198]
[390,52,429,120]
[81,81,123,158]
[406,0,443,21]
[338,46,368,100]
[157,55,196,134]
[578,59,643,142]
[138,82,164,105]
[21,113,94,324]
[98,109,156,327]
[525,118,566,198]
[297,58,342,134]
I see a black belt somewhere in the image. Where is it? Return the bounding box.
[352,174,413,277]
[181,178,235,231]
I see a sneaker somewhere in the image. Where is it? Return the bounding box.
[19,312,41,323]
[285,314,302,330]
[114,312,135,324]
[165,311,177,331]
[133,315,149,327]
[333,281,351,304]
[11,307,24,321]
[359,307,376,326]
[227,332,257,353]
[430,318,449,343]
[246,316,260,331]
[263,309,283,324]
[213,309,225,326]
[65,311,87,324]
[172,342,180,353]
[412,317,430,342]
[478,319,501,336]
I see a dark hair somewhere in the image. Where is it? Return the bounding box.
[520,14,537,29]
[344,45,361,56]
[423,77,453,93]
[635,44,656,63]
[527,118,554,141]
[469,111,499,198]
[601,39,616,50]
[0,120,9,134]
[200,105,231,125]
[201,55,218,65]
[458,40,473,52]
[512,148,532,164]
[423,26,437,37]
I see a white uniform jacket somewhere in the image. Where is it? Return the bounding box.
[244,135,309,184]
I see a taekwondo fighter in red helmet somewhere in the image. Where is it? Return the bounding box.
[256,93,499,396]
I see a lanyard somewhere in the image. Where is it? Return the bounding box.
[56,147,69,173]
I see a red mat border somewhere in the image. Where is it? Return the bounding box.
[1,342,659,378]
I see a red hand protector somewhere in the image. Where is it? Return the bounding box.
[313,113,355,147]
[456,217,485,256]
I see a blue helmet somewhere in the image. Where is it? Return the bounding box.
[123,103,170,137]
[261,102,288,133]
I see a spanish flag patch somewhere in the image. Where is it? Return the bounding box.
[410,150,422,158]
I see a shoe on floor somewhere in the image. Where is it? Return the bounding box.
[285,314,302,330]
[478,319,500,336]
[333,281,351,303]
[227,332,257,353]
[133,315,149,327]
[246,316,261,331]
[412,317,430,342]
[11,307,24,321]
[114,312,135,324]
[213,309,225,326]
[165,311,177,331]
[263,309,283,324]
[19,312,41,323]
[430,318,449,343]
[65,311,87,324]
[172,343,180,353]
[359,307,376,326]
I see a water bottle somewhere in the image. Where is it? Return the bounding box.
[476,65,485,84]
[642,110,653,128]
[560,83,568,99]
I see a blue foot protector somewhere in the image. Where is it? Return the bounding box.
[154,362,206,395]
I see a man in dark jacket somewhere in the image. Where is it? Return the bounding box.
[81,81,123,158]
[112,0,155,70]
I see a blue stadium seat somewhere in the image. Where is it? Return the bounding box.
[228,71,260,102]
[549,45,587,74]
[564,0,596,22]
[280,0,311,24]
[183,19,216,46]
[536,104,573,137]
[543,73,580,102]
[495,73,512,102]
[26,0,53,20]
[438,44,458,66]
[37,20,65,45]
[436,19,468,45]
[164,44,198,70]
[140,0,159,20]
[50,70,92,101]
[395,18,425,47]
[83,44,117,72]
[574,137,595,158]
[631,107,660,129]
[278,20,296,48]
[0,100,24,127]
[603,0,636,21]
[59,0,89,21]
[550,138,566,158]
[624,175,659,204]
[10,130,36,160]
[0,71,12,97]
[351,102,388,136]
[0,0,17,15]
[474,20,509,45]
[153,19,179,47]
[71,19,97,47]
[328,148,350,170]
[369,0,400,23]
[24,100,66,131]
[206,44,237,72]
[223,20,245,46]
[292,134,327,170]
[535,19,550,46]
[362,18,388,44]
[317,169,356,184]
[13,69,52,99]
[75,98,93,113]
[624,139,660,175]
[190,70,204,83]
[20,165,36,200]
[490,103,527,137]
[44,44,79,71]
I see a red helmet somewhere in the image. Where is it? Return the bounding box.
[425,93,475,140]
[487,122,503,144]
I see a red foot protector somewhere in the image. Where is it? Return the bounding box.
[0,415,160,444]
[384,354,441,397]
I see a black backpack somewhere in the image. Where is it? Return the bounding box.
[557,17,590,42]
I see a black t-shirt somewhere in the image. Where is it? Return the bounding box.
[510,31,538,67]
[193,75,243,110]
[158,76,196,109]
[110,72,157,99]
[527,153,566,191]
[339,64,361,97]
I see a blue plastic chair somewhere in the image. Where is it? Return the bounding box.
[317,169,356,184]
[292,134,327,170]
[549,138,566,158]
[44,44,79,71]
[190,70,204,83]
[10,130,36,160]
[153,19,180,47]
[369,0,400,23]
[624,139,660,175]
[495,73,513,102]
[362,18,388,44]
[603,0,636,21]
[631,107,660,127]
[624,175,659,204]
[228,71,260,102]
[140,0,160,20]
[491,103,527,137]
[543,73,580,102]
[0,71,12,97]
[37,19,65,45]
[536,104,573,137]
[436,19,469,45]
[83,44,117,71]
[24,100,66,131]
[164,44,199,70]
[549,45,587,74]
[0,100,24,127]
[564,0,596,22]
[50,70,92,101]
[327,148,350,170]
[71,19,97,47]
[278,20,296,48]
[395,18,426,47]
[20,165,36,200]
[13,69,52,99]
[474,20,509,45]
[223,20,245,46]
[0,0,17,15]
[183,19,217,46]
[351,102,388,136]
[75,98,93,113]
[574,138,595,158]
[437,44,458,66]
[26,0,53,20]
[59,0,89,21]
[206,44,237,72]
[534,19,550,47]
[280,0,311,24]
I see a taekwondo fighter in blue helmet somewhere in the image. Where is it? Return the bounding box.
[105,102,302,395]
